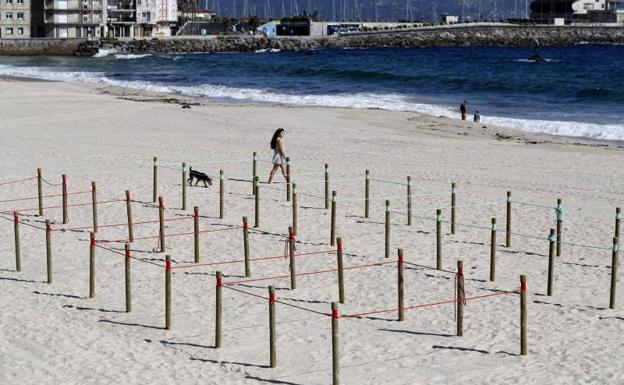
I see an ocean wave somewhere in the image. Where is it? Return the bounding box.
[1,63,623,141]
[93,48,118,58]
[114,53,153,60]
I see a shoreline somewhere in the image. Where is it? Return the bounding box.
[2,76,624,385]
[2,74,622,149]
[1,24,624,56]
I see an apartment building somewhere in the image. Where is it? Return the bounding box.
[0,0,31,38]
[107,0,158,37]
[39,0,106,38]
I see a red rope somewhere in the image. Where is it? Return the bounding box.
[223,260,396,286]
[93,242,164,268]
[341,288,520,318]
[0,175,37,187]
[222,285,330,317]
[170,249,336,270]
[0,214,46,230]
[0,190,90,204]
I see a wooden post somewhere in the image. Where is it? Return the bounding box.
[194,206,200,263]
[159,197,165,252]
[89,232,95,298]
[330,191,337,246]
[219,170,224,219]
[610,237,619,309]
[436,209,442,270]
[286,157,291,202]
[13,211,21,272]
[385,200,390,258]
[182,162,187,211]
[62,175,68,224]
[289,227,296,290]
[364,170,370,219]
[125,243,131,313]
[398,248,405,321]
[337,237,344,304]
[165,255,171,330]
[506,191,512,247]
[46,220,52,284]
[556,198,563,257]
[520,275,527,355]
[451,183,456,235]
[37,168,43,216]
[407,176,412,226]
[547,228,556,296]
[490,218,496,282]
[254,177,260,228]
[325,164,329,210]
[252,152,257,195]
[331,302,340,385]
[292,183,298,236]
[615,207,621,241]
[456,260,464,337]
[215,271,222,348]
[91,182,98,233]
[152,157,158,203]
[243,217,250,277]
[269,286,276,368]
[126,190,134,242]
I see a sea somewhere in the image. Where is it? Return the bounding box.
[1,44,623,140]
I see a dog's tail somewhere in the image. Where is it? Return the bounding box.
[189,166,193,172]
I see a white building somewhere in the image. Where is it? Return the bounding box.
[155,0,176,36]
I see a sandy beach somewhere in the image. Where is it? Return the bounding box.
[1,78,623,385]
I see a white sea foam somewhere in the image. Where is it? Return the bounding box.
[0,63,622,141]
[114,53,152,60]
[92,48,118,58]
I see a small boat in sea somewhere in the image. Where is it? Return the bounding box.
[528,38,545,62]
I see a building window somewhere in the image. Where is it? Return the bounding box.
[17,0,23,3]
[5,12,13,19]
[17,12,24,19]
[6,27,13,34]
[5,0,12,4]
[17,27,23,34]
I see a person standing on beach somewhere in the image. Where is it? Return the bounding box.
[460,101,468,121]
[268,128,288,183]
[473,109,481,123]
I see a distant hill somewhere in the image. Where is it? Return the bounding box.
[200,0,530,22]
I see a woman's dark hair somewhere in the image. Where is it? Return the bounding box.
[270,128,284,150]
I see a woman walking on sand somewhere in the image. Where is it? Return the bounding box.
[268,128,288,183]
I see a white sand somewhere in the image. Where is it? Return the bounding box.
[1,78,623,385]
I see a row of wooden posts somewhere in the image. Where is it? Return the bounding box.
[209,248,529,385]
[7,166,621,385]
[20,166,623,309]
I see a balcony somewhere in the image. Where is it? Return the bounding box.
[45,13,102,24]
[44,0,103,11]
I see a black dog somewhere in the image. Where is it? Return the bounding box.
[188,167,213,187]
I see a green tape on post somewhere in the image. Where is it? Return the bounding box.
[555,204,565,221]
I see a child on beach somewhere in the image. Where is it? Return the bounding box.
[268,128,288,183]
[474,109,481,123]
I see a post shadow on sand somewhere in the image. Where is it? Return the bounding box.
[244,375,304,385]
[32,290,86,299]
[63,304,124,314]
[0,276,39,283]
[98,318,164,330]
[190,356,269,369]
[379,328,452,338]
[159,339,213,350]
[432,345,490,354]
